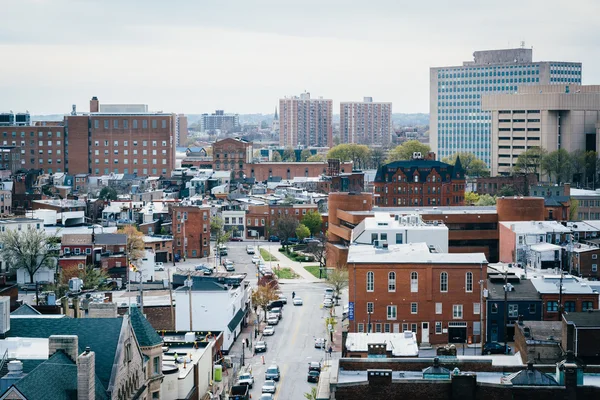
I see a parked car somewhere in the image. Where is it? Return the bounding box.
[223,260,235,272]
[259,394,273,400]
[308,361,322,372]
[230,236,243,242]
[307,370,320,383]
[278,295,287,304]
[263,325,275,336]
[483,342,512,355]
[314,338,326,349]
[262,380,276,394]
[237,369,254,388]
[323,298,333,308]
[251,255,261,264]
[268,235,279,242]
[270,307,282,319]
[324,288,334,298]
[436,344,457,356]
[281,238,299,245]
[246,245,255,254]
[293,297,303,306]
[265,365,280,381]
[267,300,285,310]
[255,341,267,353]
[267,315,279,325]
[302,238,321,245]
[195,264,213,275]
[154,262,164,271]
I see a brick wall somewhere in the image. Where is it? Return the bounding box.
[498,223,516,263]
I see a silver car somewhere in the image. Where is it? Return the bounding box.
[262,380,276,394]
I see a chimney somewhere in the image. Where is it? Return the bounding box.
[73,297,80,319]
[77,347,95,400]
[367,369,392,386]
[49,335,79,362]
[564,183,570,197]
[90,97,99,113]
[62,297,70,316]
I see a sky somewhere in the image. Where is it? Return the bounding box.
[1,0,599,115]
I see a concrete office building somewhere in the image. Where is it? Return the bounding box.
[279,92,333,148]
[430,48,582,167]
[340,97,393,145]
[200,110,240,133]
[482,84,600,176]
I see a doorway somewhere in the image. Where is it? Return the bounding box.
[421,322,430,344]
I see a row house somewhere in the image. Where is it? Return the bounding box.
[530,275,598,321]
[347,242,488,346]
[170,204,211,259]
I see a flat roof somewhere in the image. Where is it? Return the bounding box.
[347,243,487,264]
[530,275,597,295]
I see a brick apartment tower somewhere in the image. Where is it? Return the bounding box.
[171,204,211,259]
[279,92,333,148]
[340,97,393,145]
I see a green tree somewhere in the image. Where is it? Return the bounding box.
[210,215,231,249]
[513,147,546,176]
[271,151,282,162]
[326,266,349,306]
[300,149,312,162]
[0,228,58,283]
[386,140,431,163]
[327,144,371,169]
[78,265,110,290]
[569,198,579,221]
[283,147,296,162]
[497,185,516,197]
[442,152,490,178]
[117,225,145,263]
[273,215,299,248]
[370,147,387,169]
[295,224,310,241]
[306,154,325,162]
[571,150,598,187]
[542,149,572,183]
[464,192,480,205]
[476,194,497,206]
[304,387,318,400]
[301,210,323,236]
[99,187,118,201]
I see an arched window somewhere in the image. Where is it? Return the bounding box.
[440,272,448,292]
[367,271,374,292]
[388,272,396,292]
[410,272,418,292]
[466,272,473,292]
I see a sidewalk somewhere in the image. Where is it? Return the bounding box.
[258,245,324,283]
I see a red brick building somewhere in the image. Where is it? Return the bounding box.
[373,155,465,207]
[245,204,321,239]
[170,204,211,259]
[347,242,488,345]
[0,122,65,173]
[530,276,599,321]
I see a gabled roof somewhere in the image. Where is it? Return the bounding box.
[11,304,41,316]
[61,234,92,246]
[10,351,108,400]
[506,364,559,386]
[94,233,127,246]
[128,305,163,347]
[7,317,123,391]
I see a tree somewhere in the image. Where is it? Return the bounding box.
[476,194,497,206]
[464,192,480,205]
[386,140,431,163]
[0,228,58,284]
[78,265,110,290]
[304,387,318,400]
[497,185,516,197]
[513,147,546,176]
[273,215,299,247]
[306,154,325,162]
[271,151,282,162]
[370,147,386,169]
[326,266,349,306]
[571,150,598,187]
[302,210,323,236]
[307,235,328,278]
[542,149,572,183]
[569,198,579,221]
[300,149,312,162]
[211,215,231,250]
[251,285,279,322]
[99,187,117,201]
[283,147,296,162]
[327,144,371,170]
[296,224,310,241]
[442,152,489,178]
[117,226,145,263]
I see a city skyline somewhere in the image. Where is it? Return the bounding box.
[1,0,599,115]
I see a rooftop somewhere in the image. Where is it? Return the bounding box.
[563,310,600,327]
[347,242,487,264]
[501,220,571,234]
[529,275,597,295]
[487,278,541,301]
[345,332,419,357]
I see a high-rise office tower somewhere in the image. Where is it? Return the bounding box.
[200,110,240,133]
[279,92,333,148]
[340,97,392,145]
[430,48,582,167]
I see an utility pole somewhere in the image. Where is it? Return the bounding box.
[558,271,564,322]
[186,273,193,331]
[139,271,144,315]
[503,270,509,355]
[168,268,174,328]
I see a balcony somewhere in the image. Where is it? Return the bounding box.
[329,223,352,242]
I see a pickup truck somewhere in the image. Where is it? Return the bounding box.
[228,385,249,400]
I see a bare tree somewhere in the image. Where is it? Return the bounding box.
[326,266,348,305]
[0,228,59,283]
[273,215,299,248]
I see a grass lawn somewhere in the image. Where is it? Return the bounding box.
[304,265,329,279]
[259,248,278,262]
[274,267,299,279]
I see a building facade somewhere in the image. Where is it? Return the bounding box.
[171,204,211,259]
[340,97,392,145]
[482,84,600,176]
[279,92,333,148]
[200,110,240,133]
[430,48,582,167]
[373,155,465,207]
[347,242,487,345]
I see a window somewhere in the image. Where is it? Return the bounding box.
[508,304,518,318]
[583,301,594,311]
[593,264,598,272]
[162,120,167,129]
[375,323,382,333]
[564,301,576,313]
[410,303,417,314]
[357,323,365,333]
[402,323,408,332]
[142,120,148,129]
[465,272,473,292]
[528,303,536,314]
[453,304,463,319]
[133,120,138,129]
[396,233,403,244]
[152,120,157,129]
[371,233,378,244]
[411,324,417,333]
[593,254,598,260]
[440,272,448,292]
[473,303,481,314]
[366,271,374,292]
[388,272,396,292]
[367,302,374,313]
[435,303,442,314]
[387,305,397,320]
[435,322,442,334]
[410,272,418,292]
[547,301,558,312]
[153,356,160,375]
[384,323,391,333]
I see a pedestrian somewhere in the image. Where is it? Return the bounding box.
[292,291,296,299]
[246,338,249,348]
[328,346,333,356]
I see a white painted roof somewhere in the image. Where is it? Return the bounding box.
[345,332,419,357]
[529,243,562,252]
[500,220,571,234]
[571,188,600,197]
[347,242,487,264]
[529,275,597,294]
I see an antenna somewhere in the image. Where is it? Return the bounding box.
[520,41,525,49]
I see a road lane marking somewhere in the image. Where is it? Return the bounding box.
[273,303,304,400]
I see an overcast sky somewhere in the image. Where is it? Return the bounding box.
[1,0,599,115]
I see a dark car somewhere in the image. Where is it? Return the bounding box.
[230,236,243,242]
[195,264,213,275]
[483,342,511,355]
[255,341,267,353]
[307,370,319,383]
[268,235,280,242]
[267,300,284,310]
[281,238,299,245]
[302,237,321,245]
[308,362,321,373]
